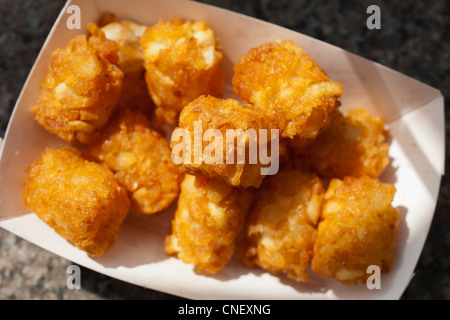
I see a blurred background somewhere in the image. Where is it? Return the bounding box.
[0,0,448,299]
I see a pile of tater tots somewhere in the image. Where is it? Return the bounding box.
[23,13,399,286]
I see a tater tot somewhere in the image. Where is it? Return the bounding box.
[244,170,324,282]
[292,109,389,179]
[140,19,225,124]
[85,109,183,215]
[311,176,399,285]
[100,20,147,74]
[32,26,123,144]
[170,95,278,188]
[233,40,343,139]
[23,147,130,256]
[165,174,253,274]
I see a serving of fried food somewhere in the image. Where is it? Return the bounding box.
[22,12,400,291]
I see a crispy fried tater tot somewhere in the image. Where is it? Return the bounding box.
[23,147,130,257]
[311,176,399,285]
[87,23,122,65]
[244,170,324,282]
[140,19,225,124]
[233,40,344,139]
[101,20,147,73]
[86,109,183,215]
[97,20,155,114]
[293,109,390,179]
[32,27,123,144]
[165,174,253,274]
[171,95,277,188]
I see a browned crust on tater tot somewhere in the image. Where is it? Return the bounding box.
[311,176,399,285]
[32,26,123,144]
[23,147,130,256]
[85,109,183,215]
[171,95,277,188]
[291,109,390,179]
[244,169,324,282]
[100,20,147,74]
[140,19,225,124]
[233,40,343,139]
[165,174,253,274]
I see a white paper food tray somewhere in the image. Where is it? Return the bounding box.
[0,0,445,300]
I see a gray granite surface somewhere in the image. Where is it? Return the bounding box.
[0,0,448,300]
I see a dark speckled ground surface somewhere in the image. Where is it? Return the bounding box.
[0,0,448,300]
